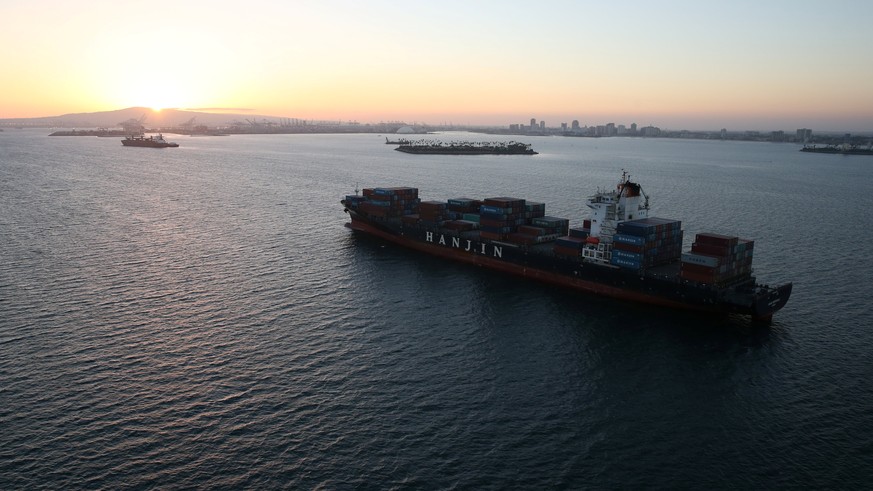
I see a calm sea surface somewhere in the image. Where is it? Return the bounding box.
[1,129,872,488]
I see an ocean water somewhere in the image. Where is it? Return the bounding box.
[1,129,872,488]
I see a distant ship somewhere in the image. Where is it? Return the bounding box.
[121,134,179,148]
[800,144,873,155]
[385,137,411,145]
[393,139,537,155]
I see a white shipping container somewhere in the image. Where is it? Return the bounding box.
[681,252,721,268]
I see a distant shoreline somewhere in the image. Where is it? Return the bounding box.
[28,126,871,148]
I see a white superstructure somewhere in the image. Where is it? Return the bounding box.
[581,171,650,263]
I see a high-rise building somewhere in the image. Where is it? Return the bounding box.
[796,128,812,143]
[641,126,661,137]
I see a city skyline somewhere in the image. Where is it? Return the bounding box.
[3,105,850,140]
[2,0,872,132]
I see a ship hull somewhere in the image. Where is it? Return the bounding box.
[345,212,791,321]
[121,140,179,148]
[800,147,873,155]
[395,147,537,155]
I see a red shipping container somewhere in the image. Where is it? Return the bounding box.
[695,232,738,247]
[613,242,645,254]
[518,225,547,236]
[691,242,732,256]
[508,233,537,245]
[480,231,508,241]
[554,245,581,257]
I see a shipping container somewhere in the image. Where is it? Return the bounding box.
[616,217,682,239]
[695,232,738,247]
[401,214,420,225]
[553,245,582,257]
[691,242,733,256]
[484,197,526,206]
[508,233,539,245]
[444,220,479,231]
[480,231,509,241]
[613,242,644,254]
[613,233,646,246]
[420,200,447,209]
[613,249,643,262]
[555,236,587,249]
[344,195,367,205]
[518,225,548,236]
[532,216,570,228]
[568,227,590,239]
[481,225,515,234]
[448,198,475,207]
[611,255,642,271]
[480,204,504,215]
[480,219,526,229]
[681,252,721,268]
[525,201,546,213]
[483,198,526,215]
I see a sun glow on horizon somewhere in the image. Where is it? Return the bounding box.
[1,1,871,130]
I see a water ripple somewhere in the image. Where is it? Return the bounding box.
[1,132,871,488]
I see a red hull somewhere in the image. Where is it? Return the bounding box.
[347,218,725,315]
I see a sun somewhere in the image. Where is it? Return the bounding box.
[130,83,189,112]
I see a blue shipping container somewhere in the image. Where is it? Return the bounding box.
[613,249,643,262]
[613,233,645,246]
[611,255,642,270]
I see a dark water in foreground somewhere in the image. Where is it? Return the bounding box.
[1,130,872,488]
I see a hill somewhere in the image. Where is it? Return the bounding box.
[0,107,289,129]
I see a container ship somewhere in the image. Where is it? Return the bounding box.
[393,140,537,155]
[341,172,792,322]
[121,134,179,148]
[800,144,873,155]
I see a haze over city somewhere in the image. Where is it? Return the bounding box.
[2,0,871,131]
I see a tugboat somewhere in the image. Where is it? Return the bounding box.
[121,134,179,148]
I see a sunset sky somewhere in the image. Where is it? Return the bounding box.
[2,0,872,130]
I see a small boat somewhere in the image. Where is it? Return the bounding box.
[121,134,179,148]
